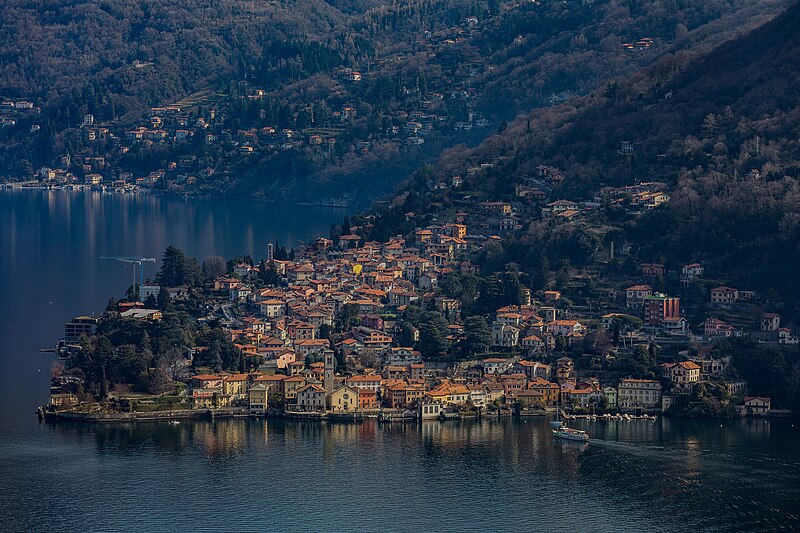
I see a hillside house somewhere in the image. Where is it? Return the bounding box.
[626,285,653,308]
[710,286,739,305]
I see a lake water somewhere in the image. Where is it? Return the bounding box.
[1,189,799,532]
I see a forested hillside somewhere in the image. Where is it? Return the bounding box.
[0,0,357,124]
[0,0,791,204]
[373,0,800,312]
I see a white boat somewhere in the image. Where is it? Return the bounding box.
[553,426,590,442]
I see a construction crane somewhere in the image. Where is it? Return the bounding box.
[101,256,157,301]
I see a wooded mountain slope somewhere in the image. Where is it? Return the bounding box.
[388,0,800,311]
[0,0,793,206]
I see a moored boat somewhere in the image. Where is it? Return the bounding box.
[550,405,565,427]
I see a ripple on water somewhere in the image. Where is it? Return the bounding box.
[1,418,799,532]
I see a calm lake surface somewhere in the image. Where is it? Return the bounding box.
[1,189,799,532]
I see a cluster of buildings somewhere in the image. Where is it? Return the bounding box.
[180,344,764,416]
[507,179,671,229]
[47,133,791,419]
[183,352,675,415]
[72,184,785,419]
[0,98,40,129]
[155,216,778,417]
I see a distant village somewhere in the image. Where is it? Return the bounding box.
[2,4,665,201]
[3,13,511,199]
[48,191,793,421]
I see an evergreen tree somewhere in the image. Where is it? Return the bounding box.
[98,364,109,399]
[96,336,113,398]
[157,287,173,311]
[157,245,184,286]
[502,271,526,306]
[318,324,333,340]
[156,245,200,287]
[138,331,152,353]
[399,322,417,347]
[334,348,347,372]
[478,275,503,312]
[555,335,568,352]
[336,303,360,331]
[330,223,341,246]
[463,316,492,356]
[259,260,281,286]
[209,340,223,373]
[125,284,138,302]
[419,312,449,358]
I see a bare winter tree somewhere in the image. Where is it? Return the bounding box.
[202,256,227,280]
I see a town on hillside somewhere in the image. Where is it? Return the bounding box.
[46,205,796,421]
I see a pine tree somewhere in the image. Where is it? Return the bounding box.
[96,336,113,398]
[209,340,223,373]
[419,312,449,358]
[399,322,417,347]
[156,245,200,287]
[463,316,491,355]
[502,271,526,306]
[156,245,184,286]
[98,364,109,399]
[259,260,280,286]
[157,287,173,311]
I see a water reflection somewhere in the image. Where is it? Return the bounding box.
[17,417,800,531]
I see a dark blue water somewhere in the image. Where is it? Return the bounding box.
[1,190,799,532]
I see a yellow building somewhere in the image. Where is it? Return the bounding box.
[248,384,270,414]
[526,378,560,407]
[426,383,470,405]
[222,374,250,399]
[283,376,307,400]
[328,386,360,412]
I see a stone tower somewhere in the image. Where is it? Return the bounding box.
[323,349,334,394]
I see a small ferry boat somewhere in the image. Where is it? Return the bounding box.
[553,426,590,442]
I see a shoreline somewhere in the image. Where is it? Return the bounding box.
[40,406,793,424]
[39,406,489,424]
[40,407,250,423]
[1,181,360,209]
